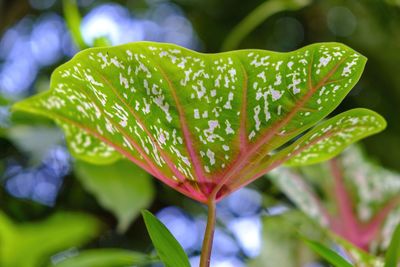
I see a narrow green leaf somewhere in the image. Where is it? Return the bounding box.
[333,235,383,267]
[141,210,190,267]
[304,239,354,267]
[75,160,154,232]
[52,249,156,267]
[0,212,100,267]
[279,108,386,166]
[221,0,311,51]
[13,41,378,201]
[384,223,400,267]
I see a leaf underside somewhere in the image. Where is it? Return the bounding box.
[13,41,385,202]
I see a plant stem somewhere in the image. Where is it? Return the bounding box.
[221,0,311,51]
[62,0,87,50]
[199,198,217,267]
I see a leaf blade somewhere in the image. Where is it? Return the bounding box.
[282,108,386,166]
[13,41,375,200]
[52,249,156,267]
[303,239,354,267]
[142,210,190,267]
[74,160,154,232]
[0,212,100,267]
[384,223,400,267]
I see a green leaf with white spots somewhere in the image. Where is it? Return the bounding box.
[13,41,381,201]
[269,145,400,252]
[268,167,330,227]
[273,108,386,167]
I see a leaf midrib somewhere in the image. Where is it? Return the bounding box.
[232,122,378,190]
[141,47,208,191]
[88,65,201,197]
[48,81,202,201]
[212,53,350,197]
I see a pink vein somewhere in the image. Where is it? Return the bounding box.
[361,194,400,246]
[27,107,201,201]
[152,60,207,187]
[78,86,205,201]
[212,53,348,198]
[238,60,249,151]
[95,72,201,197]
[330,158,361,247]
[228,129,336,195]
[284,170,332,225]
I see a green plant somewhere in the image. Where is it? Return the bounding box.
[270,145,400,253]
[221,0,311,51]
[0,212,100,267]
[13,41,385,266]
[304,222,400,267]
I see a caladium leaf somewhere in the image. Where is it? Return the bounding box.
[231,108,385,190]
[269,167,330,227]
[269,145,400,251]
[276,108,385,166]
[13,41,380,202]
[249,210,325,267]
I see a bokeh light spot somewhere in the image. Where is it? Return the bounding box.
[327,6,357,37]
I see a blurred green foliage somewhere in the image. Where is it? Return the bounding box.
[0,212,100,267]
[75,160,154,233]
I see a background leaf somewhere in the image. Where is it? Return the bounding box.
[0,212,100,267]
[52,249,156,267]
[62,0,87,50]
[268,168,330,227]
[249,211,323,267]
[142,210,190,267]
[75,160,154,233]
[221,0,311,51]
[332,236,383,267]
[269,145,400,251]
[384,223,400,267]
[303,239,354,267]
[5,125,64,164]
